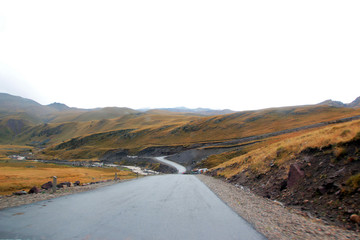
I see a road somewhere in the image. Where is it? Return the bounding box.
[153,156,187,173]
[0,175,266,240]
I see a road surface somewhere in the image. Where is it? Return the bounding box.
[153,156,187,173]
[0,175,266,240]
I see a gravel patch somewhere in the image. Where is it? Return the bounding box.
[198,174,360,240]
[0,180,132,210]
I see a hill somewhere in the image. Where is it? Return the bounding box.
[147,107,235,116]
[0,93,140,124]
[0,93,55,123]
[42,105,360,160]
[206,118,360,230]
[318,97,360,108]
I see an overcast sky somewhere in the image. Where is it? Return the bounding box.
[0,0,359,111]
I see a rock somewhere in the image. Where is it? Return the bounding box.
[350,214,360,224]
[41,181,53,190]
[13,190,27,195]
[74,181,81,186]
[28,186,40,194]
[317,186,327,195]
[280,180,287,191]
[347,209,355,214]
[57,182,71,188]
[287,163,304,188]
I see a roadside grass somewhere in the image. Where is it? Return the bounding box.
[0,161,136,195]
[214,119,360,178]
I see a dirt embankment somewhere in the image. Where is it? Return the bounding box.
[209,137,360,231]
[198,174,360,240]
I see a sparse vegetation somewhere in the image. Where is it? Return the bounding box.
[0,161,135,195]
[214,119,360,178]
[345,173,360,193]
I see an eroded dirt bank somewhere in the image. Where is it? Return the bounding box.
[209,137,360,232]
[198,175,359,240]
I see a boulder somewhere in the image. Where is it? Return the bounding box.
[287,163,304,188]
[74,181,81,186]
[13,190,27,196]
[317,185,327,195]
[28,186,40,194]
[350,214,360,224]
[41,181,53,190]
[59,182,71,187]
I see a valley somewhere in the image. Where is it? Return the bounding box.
[1,92,360,234]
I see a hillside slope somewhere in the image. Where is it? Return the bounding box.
[0,93,139,124]
[43,105,360,160]
[207,119,360,230]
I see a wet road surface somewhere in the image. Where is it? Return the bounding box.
[0,175,266,240]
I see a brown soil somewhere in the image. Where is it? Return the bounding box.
[211,137,360,231]
[198,174,360,240]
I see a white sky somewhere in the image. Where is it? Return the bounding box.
[0,0,359,111]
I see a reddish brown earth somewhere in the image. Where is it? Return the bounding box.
[210,136,360,231]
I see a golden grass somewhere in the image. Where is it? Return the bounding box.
[0,161,135,195]
[345,173,360,192]
[7,105,360,160]
[215,119,360,178]
[0,145,33,160]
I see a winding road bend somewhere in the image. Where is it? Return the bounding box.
[0,175,265,240]
[153,156,187,173]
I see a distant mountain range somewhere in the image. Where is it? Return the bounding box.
[0,92,359,125]
[139,107,234,116]
[0,93,235,123]
[317,97,360,108]
[1,92,360,149]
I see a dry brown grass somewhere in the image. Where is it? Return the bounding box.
[0,161,135,195]
[215,119,360,178]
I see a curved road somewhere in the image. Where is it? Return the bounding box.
[0,175,265,240]
[153,156,187,174]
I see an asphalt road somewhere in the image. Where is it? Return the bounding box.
[153,156,187,174]
[0,175,266,240]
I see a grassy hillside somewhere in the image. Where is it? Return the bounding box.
[43,106,360,160]
[48,107,139,123]
[205,119,360,230]
[211,119,360,178]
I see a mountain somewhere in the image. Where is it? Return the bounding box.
[0,93,55,122]
[47,102,71,111]
[348,96,360,108]
[317,99,346,108]
[143,107,234,116]
[2,92,360,149]
[0,93,139,123]
[317,96,360,108]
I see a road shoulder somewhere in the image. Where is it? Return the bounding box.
[197,174,359,240]
[0,179,132,210]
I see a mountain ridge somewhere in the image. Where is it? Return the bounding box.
[317,97,360,108]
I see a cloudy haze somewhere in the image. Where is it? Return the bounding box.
[0,0,359,111]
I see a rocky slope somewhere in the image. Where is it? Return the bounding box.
[209,135,360,231]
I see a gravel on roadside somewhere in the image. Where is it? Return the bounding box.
[0,180,129,210]
[197,174,360,240]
